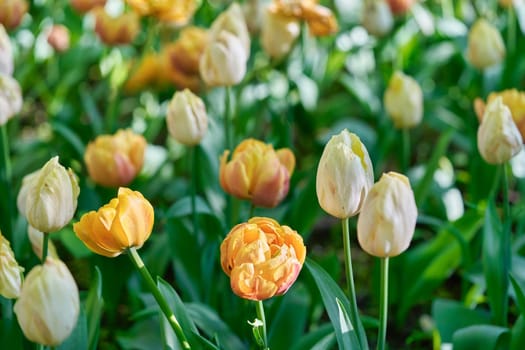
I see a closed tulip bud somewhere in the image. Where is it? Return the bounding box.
[73,187,154,257]
[221,217,306,301]
[27,226,58,259]
[0,0,28,30]
[47,25,70,52]
[477,97,523,164]
[220,139,295,208]
[0,25,13,75]
[166,89,208,145]
[467,18,505,69]
[14,257,79,346]
[93,8,140,46]
[17,156,80,233]
[357,172,417,257]
[362,0,394,37]
[261,5,300,59]
[384,71,423,128]
[84,129,146,187]
[70,0,106,14]
[0,231,24,299]
[0,72,22,126]
[316,129,374,218]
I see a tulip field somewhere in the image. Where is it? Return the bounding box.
[2,0,525,349]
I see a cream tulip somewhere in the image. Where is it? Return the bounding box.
[209,3,250,55]
[384,71,423,129]
[166,89,208,145]
[362,0,394,37]
[0,231,23,299]
[261,6,300,59]
[0,24,13,75]
[467,18,505,69]
[0,72,22,126]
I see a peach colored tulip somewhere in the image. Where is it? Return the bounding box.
[221,217,306,300]
[220,139,295,208]
[271,0,338,36]
[93,8,140,46]
[0,0,28,30]
[47,25,70,52]
[386,0,416,15]
[126,0,197,25]
[73,188,154,257]
[70,0,106,14]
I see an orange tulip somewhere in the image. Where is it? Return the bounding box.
[73,188,154,257]
[126,0,197,25]
[124,53,161,94]
[70,0,106,14]
[84,129,146,188]
[93,7,140,46]
[0,0,28,30]
[271,0,338,36]
[220,217,306,301]
[220,139,295,208]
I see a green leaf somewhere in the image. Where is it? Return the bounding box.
[432,299,491,342]
[290,323,336,350]
[452,325,510,350]
[51,120,85,157]
[511,316,525,350]
[85,266,104,350]
[165,196,215,219]
[510,274,525,317]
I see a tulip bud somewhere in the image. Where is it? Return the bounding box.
[386,0,415,15]
[384,71,423,129]
[84,129,146,187]
[261,5,300,59]
[362,0,394,37]
[357,172,417,257]
[47,25,70,52]
[477,97,523,164]
[220,139,295,208]
[0,0,28,30]
[0,72,22,126]
[93,8,140,46]
[0,231,24,299]
[70,0,106,14]
[73,187,154,257]
[166,89,208,145]
[467,18,505,69]
[220,217,306,301]
[27,226,58,259]
[14,257,79,346]
[209,3,251,55]
[17,156,80,233]
[0,25,14,75]
[316,129,374,218]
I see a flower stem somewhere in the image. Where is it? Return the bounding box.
[342,218,363,348]
[225,86,233,229]
[508,6,516,56]
[127,247,191,349]
[256,300,269,350]
[377,257,390,350]
[0,124,14,241]
[401,128,410,174]
[501,163,511,326]
[41,233,50,263]
[190,146,198,236]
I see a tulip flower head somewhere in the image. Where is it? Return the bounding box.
[271,0,338,36]
[466,18,505,69]
[386,0,415,15]
[362,0,394,37]
[220,139,295,208]
[70,0,106,14]
[73,188,154,257]
[221,217,306,301]
[14,257,79,346]
[477,97,523,164]
[0,0,28,30]
[0,24,13,75]
[0,72,22,125]
[384,71,423,129]
[357,172,417,257]
[0,231,24,299]
[28,226,58,259]
[47,25,70,52]
[166,89,208,145]
[261,5,300,59]
[93,7,140,46]
[126,0,197,25]
[316,129,374,218]
[17,156,80,233]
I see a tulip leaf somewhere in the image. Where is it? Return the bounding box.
[164,195,215,219]
[290,323,336,350]
[305,258,366,350]
[511,316,525,350]
[452,325,510,350]
[85,266,104,350]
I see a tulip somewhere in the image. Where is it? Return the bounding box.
[316,129,374,218]
[0,0,28,30]
[166,89,208,146]
[220,139,295,208]
[270,0,338,36]
[126,0,197,25]
[0,72,22,126]
[70,0,106,14]
[0,231,23,299]
[84,129,146,187]
[14,257,79,346]
[124,53,161,94]
[209,3,250,55]
[357,172,417,257]
[27,226,58,259]
[93,7,140,46]
[477,97,523,164]
[362,0,394,37]
[17,156,80,233]
[47,25,70,52]
[73,187,154,257]
[220,217,306,301]
[386,0,415,15]
[0,24,13,75]
[467,18,505,69]
[384,71,423,129]
[261,5,300,59]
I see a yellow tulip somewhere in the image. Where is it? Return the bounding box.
[466,18,505,69]
[261,5,300,59]
[93,7,140,46]
[384,71,423,129]
[220,217,306,301]
[220,139,295,208]
[126,0,197,25]
[0,231,24,299]
[73,187,154,257]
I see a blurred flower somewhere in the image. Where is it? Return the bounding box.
[362,0,394,37]
[167,89,208,145]
[85,129,146,187]
[28,226,58,259]
[124,52,161,94]
[209,3,250,54]
[70,0,106,13]
[93,7,140,46]
[17,156,80,233]
[384,71,423,129]
[271,0,338,36]
[316,129,374,219]
[126,0,197,25]
[357,172,417,257]
[0,0,28,30]
[14,257,79,346]
[0,72,22,125]
[73,187,154,257]
[47,25,70,52]
[477,97,523,164]
[220,217,306,301]
[474,89,525,140]
[220,139,295,208]
[243,0,265,34]
[466,18,505,69]
[386,0,415,15]
[0,231,23,299]
[261,5,300,59]
[0,24,13,75]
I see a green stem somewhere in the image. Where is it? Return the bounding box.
[41,233,50,263]
[401,128,410,174]
[508,5,516,56]
[249,203,255,219]
[377,257,390,350]
[501,163,511,326]
[190,146,198,236]
[256,300,269,350]
[342,218,363,348]
[0,124,13,241]
[127,247,191,349]
[225,86,233,229]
